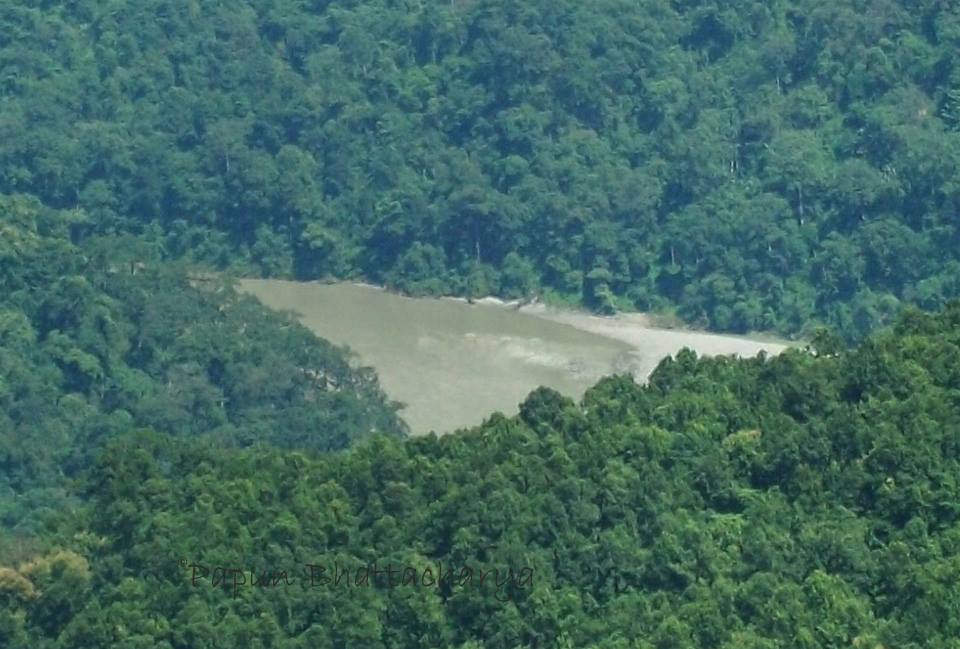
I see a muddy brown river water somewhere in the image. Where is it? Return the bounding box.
[239,280,789,435]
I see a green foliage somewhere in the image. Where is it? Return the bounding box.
[5,303,960,646]
[0,196,406,532]
[5,1,960,645]
[0,1,959,340]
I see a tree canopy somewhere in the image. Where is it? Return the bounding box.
[1,0,960,339]
[4,303,960,647]
[4,2,960,645]
[0,194,406,533]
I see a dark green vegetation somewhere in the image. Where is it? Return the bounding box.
[0,195,405,533]
[2,304,960,647]
[4,1,960,646]
[3,1,960,339]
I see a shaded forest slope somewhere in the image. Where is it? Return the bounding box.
[3,303,960,647]
[0,195,406,532]
[2,1,960,339]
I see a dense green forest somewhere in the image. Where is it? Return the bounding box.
[0,194,405,533]
[5,1,960,646]
[3,0,960,339]
[2,303,960,647]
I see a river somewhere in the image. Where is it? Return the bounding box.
[239,280,789,435]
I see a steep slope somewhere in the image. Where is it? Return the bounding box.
[4,303,960,647]
[1,1,959,339]
[0,194,406,532]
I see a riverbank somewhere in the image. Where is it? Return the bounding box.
[247,275,795,349]
[517,303,791,378]
[425,285,793,357]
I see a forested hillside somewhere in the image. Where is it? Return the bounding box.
[4,1,960,645]
[2,0,959,339]
[3,303,960,647]
[0,194,405,533]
